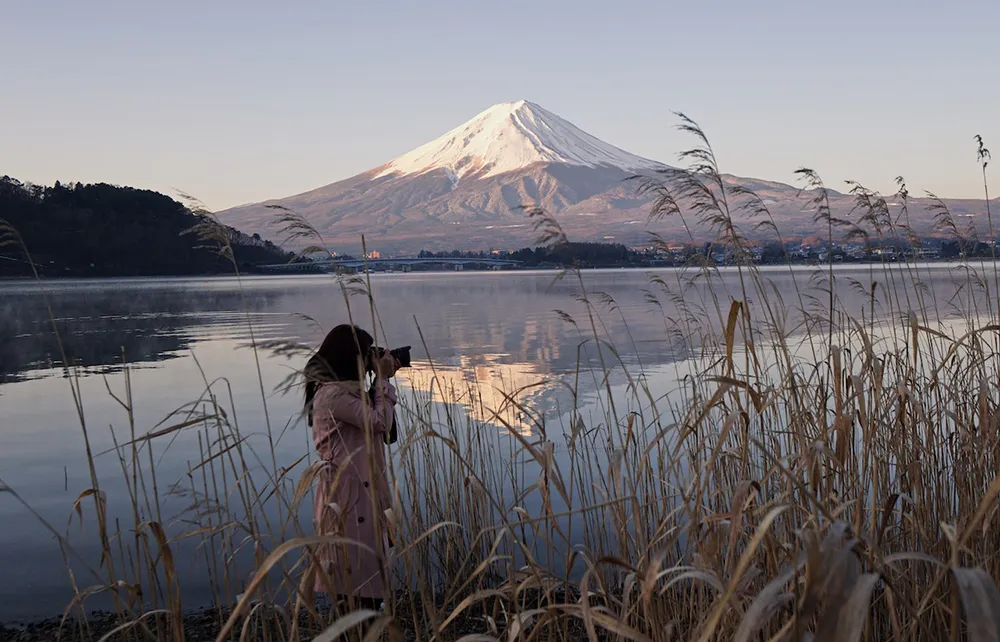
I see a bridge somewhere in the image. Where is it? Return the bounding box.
[257,256,522,273]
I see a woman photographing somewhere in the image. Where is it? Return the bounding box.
[303,324,400,611]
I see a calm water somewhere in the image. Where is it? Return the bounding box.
[0,266,976,620]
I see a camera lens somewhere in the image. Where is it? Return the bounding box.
[390,346,412,368]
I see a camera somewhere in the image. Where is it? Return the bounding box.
[369,346,410,447]
[373,345,412,368]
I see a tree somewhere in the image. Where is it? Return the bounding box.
[0,177,295,277]
[757,242,782,263]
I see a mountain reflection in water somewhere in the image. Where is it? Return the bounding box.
[398,356,555,436]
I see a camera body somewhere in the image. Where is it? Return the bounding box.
[373,345,412,368]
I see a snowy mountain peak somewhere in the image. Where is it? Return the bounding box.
[374,100,664,181]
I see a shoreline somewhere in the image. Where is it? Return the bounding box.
[0,609,225,642]
[2,256,1000,284]
[0,588,581,642]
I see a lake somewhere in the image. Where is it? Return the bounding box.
[0,265,977,621]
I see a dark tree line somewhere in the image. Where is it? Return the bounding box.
[939,239,998,259]
[508,242,642,267]
[0,177,295,277]
[417,242,658,268]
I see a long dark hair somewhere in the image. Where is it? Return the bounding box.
[304,324,374,425]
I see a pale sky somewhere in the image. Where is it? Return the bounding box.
[2,0,996,211]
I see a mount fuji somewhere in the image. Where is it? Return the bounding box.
[372,100,665,181]
[219,101,992,253]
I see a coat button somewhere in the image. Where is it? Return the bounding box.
[358,516,365,523]
[364,481,369,488]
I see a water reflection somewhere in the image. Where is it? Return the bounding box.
[0,279,283,384]
[398,356,554,435]
[2,266,974,386]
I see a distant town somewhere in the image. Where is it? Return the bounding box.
[270,237,995,274]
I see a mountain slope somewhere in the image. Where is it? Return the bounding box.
[219,101,995,254]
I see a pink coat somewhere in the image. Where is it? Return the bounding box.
[311,378,396,600]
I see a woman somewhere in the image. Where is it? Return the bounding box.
[304,324,400,610]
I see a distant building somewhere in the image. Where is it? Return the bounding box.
[366,250,381,260]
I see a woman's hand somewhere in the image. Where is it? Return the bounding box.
[372,351,399,379]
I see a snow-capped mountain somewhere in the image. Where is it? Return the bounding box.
[218,101,992,254]
[374,100,665,181]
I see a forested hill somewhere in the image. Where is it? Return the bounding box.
[0,177,297,277]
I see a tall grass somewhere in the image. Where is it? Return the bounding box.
[3,120,1000,641]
